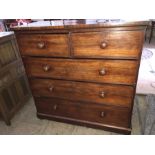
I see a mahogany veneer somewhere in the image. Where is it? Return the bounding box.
[12,20,148,134]
[23,57,139,85]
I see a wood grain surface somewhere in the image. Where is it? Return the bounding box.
[23,57,139,85]
[72,31,144,59]
[16,34,69,57]
[35,97,131,128]
[29,78,134,107]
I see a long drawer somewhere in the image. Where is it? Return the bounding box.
[71,31,143,59]
[16,34,69,57]
[35,97,131,128]
[23,57,138,85]
[30,78,134,108]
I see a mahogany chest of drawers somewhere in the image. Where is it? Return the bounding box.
[12,20,148,134]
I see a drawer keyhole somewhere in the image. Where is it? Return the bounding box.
[53,104,57,110]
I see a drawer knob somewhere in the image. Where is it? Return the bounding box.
[99,68,106,75]
[100,42,107,49]
[43,65,51,72]
[101,111,105,117]
[48,86,54,92]
[37,42,45,49]
[53,104,57,110]
[99,91,105,98]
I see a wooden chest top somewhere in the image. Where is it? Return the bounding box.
[11,20,148,31]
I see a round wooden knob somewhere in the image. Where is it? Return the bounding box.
[37,42,45,49]
[100,42,107,49]
[48,86,54,92]
[99,68,106,75]
[99,91,105,98]
[100,111,105,117]
[43,65,50,72]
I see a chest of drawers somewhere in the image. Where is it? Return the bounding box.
[12,20,148,134]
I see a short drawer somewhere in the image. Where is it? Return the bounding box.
[16,34,69,57]
[30,78,134,108]
[23,57,139,85]
[35,97,131,128]
[71,31,143,59]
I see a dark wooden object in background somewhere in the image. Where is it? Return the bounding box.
[145,20,155,43]
[12,20,148,134]
[0,33,31,125]
[149,20,155,43]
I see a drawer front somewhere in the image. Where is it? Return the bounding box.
[30,78,134,108]
[35,97,131,128]
[71,31,143,59]
[16,34,69,57]
[23,57,138,85]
